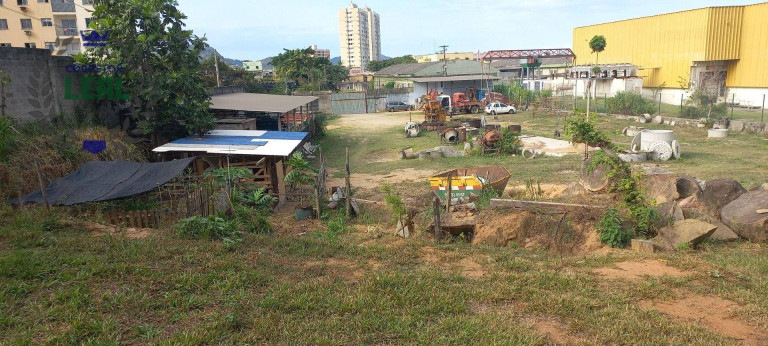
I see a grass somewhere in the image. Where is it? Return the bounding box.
[1,111,767,343]
[320,110,768,188]
[1,205,767,344]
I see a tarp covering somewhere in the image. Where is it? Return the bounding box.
[14,158,194,206]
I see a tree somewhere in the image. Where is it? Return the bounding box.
[83,0,214,136]
[367,55,417,72]
[271,48,348,92]
[199,56,266,93]
[589,35,607,65]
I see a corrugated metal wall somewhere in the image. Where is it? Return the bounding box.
[705,7,743,61]
[572,5,768,88]
[727,2,768,87]
[330,92,390,114]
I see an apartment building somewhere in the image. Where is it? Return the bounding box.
[310,45,330,60]
[338,3,380,71]
[0,0,95,56]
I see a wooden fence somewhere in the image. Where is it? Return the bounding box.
[103,174,215,229]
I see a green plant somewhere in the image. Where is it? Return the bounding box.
[564,111,612,152]
[246,187,277,212]
[676,242,692,252]
[498,128,521,155]
[524,179,543,200]
[380,184,406,225]
[0,116,17,163]
[589,35,607,64]
[284,152,318,206]
[384,81,396,89]
[476,184,499,209]
[606,91,656,116]
[596,207,632,248]
[174,215,242,250]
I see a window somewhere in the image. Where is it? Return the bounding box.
[21,18,32,29]
[0,19,7,30]
[0,43,11,47]
[41,18,51,26]
[85,17,91,27]
[82,0,92,4]
[24,42,36,48]
[17,0,27,5]
[45,42,55,50]
[38,0,48,2]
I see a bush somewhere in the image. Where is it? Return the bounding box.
[0,117,17,163]
[384,81,395,89]
[605,91,656,116]
[498,128,521,155]
[174,215,242,250]
[564,111,612,149]
[597,207,633,248]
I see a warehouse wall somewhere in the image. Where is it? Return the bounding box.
[726,2,768,88]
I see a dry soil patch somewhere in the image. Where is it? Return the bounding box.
[594,260,692,280]
[531,318,581,345]
[82,221,152,239]
[639,292,768,345]
[306,258,363,280]
[326,167,434,190]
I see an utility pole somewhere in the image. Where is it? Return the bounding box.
[439,45,448,76]
[213,48,221,87]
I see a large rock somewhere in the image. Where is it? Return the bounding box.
[681,208,739,241]
[676,175,702,199]
[698,179,747,218]
[643,169,679,204]
[720,190,768,242]
[653,219,718,251]
[655,201,684,229]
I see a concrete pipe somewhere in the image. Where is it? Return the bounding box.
[708,129,728,138]
[442,129,458,142]
[418,151,430,160]
[618,150,648,163]
[625,126,645,137]
[403,147,415,159]
[640,130,674,150]
[430,150,443,159]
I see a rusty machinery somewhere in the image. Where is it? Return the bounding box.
[420,89,447,122]
[480,130,502,154]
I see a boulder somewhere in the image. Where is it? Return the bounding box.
[729,120,745,132]
[653,219,718,251]
[643,169,679,204]
[655,201,684,229]
[720,190,768,242]
[681,207,739,241]
[676,175,702,199]
[654,115,663,124]
[631,238,655,253]
[580,161,611,192]
[698,179,747,218]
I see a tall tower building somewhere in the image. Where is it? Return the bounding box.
[338,3,380,71]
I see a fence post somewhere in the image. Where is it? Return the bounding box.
[731,94,735,120]
[680,94,683,117]
[762,94,765,123]
[658,93,662,115]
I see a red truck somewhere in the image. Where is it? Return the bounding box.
[449,87,484,114]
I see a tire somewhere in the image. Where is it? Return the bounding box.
[491,110,496,116]
[470,105,479,114]
[389,108,394,112]
[509,109,516,114]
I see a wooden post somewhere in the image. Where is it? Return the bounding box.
[345,147,351,217]
[433,197,441,241]
[33,159,49,211]
[276,159,286,203]
[445,173,452,213]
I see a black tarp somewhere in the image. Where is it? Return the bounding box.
[13,158,195,206]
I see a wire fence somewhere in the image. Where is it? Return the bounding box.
[528,90,766,123]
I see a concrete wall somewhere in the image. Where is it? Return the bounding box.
[292,91,332,113]
[0,47,88,123]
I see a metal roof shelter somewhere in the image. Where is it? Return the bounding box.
[210,93,318,113]
[153,129,310,204]
[411,74,500,83]
[153,130,308,157]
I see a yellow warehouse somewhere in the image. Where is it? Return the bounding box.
[573,2,768,107]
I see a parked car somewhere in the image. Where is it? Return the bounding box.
[386,101,413,112]
[484,102,516,115]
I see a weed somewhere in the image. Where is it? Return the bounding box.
[676,242,692,252]
[597,207,633,248]
[380,183,406,225]
[174,215,242,250]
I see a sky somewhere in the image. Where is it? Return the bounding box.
[177,0,760,61]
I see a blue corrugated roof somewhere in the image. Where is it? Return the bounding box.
[256,132,308,140]
[172,136,268,146]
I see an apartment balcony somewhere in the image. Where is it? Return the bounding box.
[56,26,79,37]
[52,0,76,13]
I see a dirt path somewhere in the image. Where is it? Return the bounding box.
[334,111,418,129]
